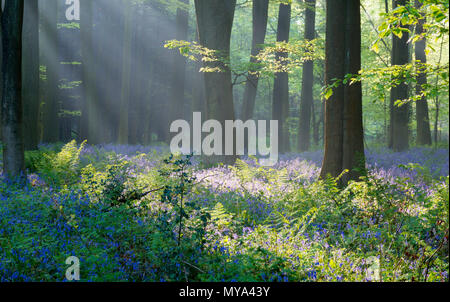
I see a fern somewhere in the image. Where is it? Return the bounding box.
[210,202,233,230]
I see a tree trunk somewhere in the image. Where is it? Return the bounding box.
[192,60,206,116]
[320,0,365,186]
[128,3,141,145]
[41,0,59,143]
[434,99,439,144]
[298,0,316,152]
[389,0,410,151]
[118,0,132,145]
[194,0,237,165]
[1,0,25,178]
[312,98,318,146]
[320,0,346,180]
[342,0,365,185]
[414,0,432,146]
[80,0,96,144]
[0,8,2,142]
[134,5,147,145]
[241,0,269,121]
[22,0,40,150]
[191,29,206,118]
[169,0,189,140]
[272,2,291,154]
[57,2,82,143]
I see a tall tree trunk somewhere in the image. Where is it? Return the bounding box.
[105,0,124,143]
[1,0,25,178]
[128,3,141,145]
[320,0,365,186]
[241,0,269,121]
[320,0,346,180]
[118,0,132,145]
[194,0,237,165]
[80,0,97,144]
[342,0,365,185]
[57,2,82,143]
[312,97,318,146]
[0,8,2,142]
[192,60,206,116]
[389,0,410,151]
[298,0,316,152]
[414,0,432,146]
[22,0,40,150]
[41,0,59,143]
[169,0,189,140]
[191,28,206,117]
[272,2,291,153]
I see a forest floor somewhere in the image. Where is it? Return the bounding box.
[0,142,448,281]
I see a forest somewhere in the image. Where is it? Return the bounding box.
[0,0,448,282]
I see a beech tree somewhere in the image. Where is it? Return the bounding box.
[298,0,316,152]
[1,0,25,178]
[389,0,410,151]
[241,0,269,121]
[118,0,132,145]
[272,2,291,153]
[171,0,189,121]
[22,0,40,150]
[194,0,237,165]
[169,0,189,141]
[80,0,93,142]
[320,0,365,186]
[415,0,432,146]
[41,0,59,143]
[0,6,2,142]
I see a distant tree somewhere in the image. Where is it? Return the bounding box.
[272,2,291,153]
[169,0,189,139]
[191,58,206,117]
[414,0,432,146]
[241,0,269,121]
[298,0,316,152]
[118,0,132,145]
[1,0,26,178]
[0,7,2,142]
[129,3,146,145]
[41,0,59,143]
[389,0,410,151]
[194,0,237,165]
[22,0,40,150]
[320,0,365,186]
[80,0,97,144]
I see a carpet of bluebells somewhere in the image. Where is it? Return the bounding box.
[0,141,448,282]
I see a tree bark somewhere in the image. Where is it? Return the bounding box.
[389,0,410,151]
[118,0,132,145]
[168,0,189,141]
[41,0,59,143]
[80,0,96,143]
[298,0,316,152]
[1,0,25,178]
[342,0,365,185]
[320,0,346,180]
[320,0,365,186]
[194,0,237,165]
[0,8,2,142]
[22,0,40,150]
[241,0,269,121]
[414,0,432,146]
[272,2,291,153]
